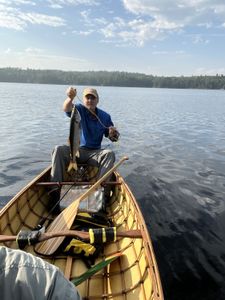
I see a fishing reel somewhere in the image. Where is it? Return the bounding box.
[109,130,120,142]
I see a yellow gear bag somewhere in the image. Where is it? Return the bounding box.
[64,239,96,257]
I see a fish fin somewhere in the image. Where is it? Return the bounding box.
[67,161,78,172]
[76,150,80,158]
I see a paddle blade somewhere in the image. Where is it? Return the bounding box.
[35,200,80,255]
[71,252,122,286]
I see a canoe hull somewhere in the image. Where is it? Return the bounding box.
[0,166,164,300]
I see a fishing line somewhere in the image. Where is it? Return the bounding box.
[76,94,109,129]
[76,93,120,143]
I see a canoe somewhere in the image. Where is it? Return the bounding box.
[0,164,164,300]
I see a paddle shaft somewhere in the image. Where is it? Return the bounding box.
[70,156,128,204]
[0,229,142,243]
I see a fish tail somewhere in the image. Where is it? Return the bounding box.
[67,161,78,172]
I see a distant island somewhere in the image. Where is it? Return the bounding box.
[0,67,225,90]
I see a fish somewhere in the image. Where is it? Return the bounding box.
[67,106,81,172]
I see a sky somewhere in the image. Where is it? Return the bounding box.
[0,0,225,76]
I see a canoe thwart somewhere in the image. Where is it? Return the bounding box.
[0,229,142,247]
[36,181,121,186]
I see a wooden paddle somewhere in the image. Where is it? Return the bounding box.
[35,156,128,255]
[0,229,141,243]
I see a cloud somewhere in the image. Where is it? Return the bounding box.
[24,47,44,54]
[1,0,225,48]
[0,2,65,30]
[0,0,98,31]
[47,0,99,7]
[152,50,169,55]
[122,0,225,26]
[98,16,179,47]
[192,35,209,44]
[48,3,63,9]
[80,9,92,26]
[0,0,35,5]
[100,23,117,38]
[4,48,11,54]
[19,12,66,27]
[0,48,92,70]
[0,10,26,30]
[152,50,186,56]
[72,29,94,35]
[93,0,225,47]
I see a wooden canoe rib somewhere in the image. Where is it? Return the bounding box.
[0,165,164,300]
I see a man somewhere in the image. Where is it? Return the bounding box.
[49,87,119,209]
[0,246,81,300]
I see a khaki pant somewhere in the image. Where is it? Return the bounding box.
[50,145,115,193]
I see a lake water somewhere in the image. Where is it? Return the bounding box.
[0,82,225,299]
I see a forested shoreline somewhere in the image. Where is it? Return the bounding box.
[0,67,225,90]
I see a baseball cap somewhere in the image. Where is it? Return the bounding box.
[83,88,99,100]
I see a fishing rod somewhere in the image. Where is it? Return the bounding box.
[36,165,91,228]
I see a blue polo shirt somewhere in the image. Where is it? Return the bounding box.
[66,103,114,149]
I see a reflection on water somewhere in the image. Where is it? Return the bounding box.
[1,83,225,299]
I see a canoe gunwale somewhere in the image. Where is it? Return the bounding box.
[117,173,164,300]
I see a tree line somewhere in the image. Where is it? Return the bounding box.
[0,67,225,89]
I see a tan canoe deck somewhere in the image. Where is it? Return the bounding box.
[0,166,164,300]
